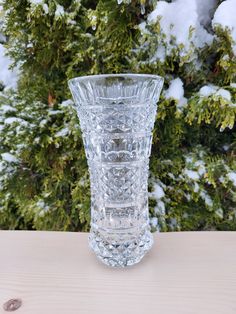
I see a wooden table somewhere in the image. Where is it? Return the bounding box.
[0,231,236,314]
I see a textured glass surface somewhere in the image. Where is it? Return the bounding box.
[68,74,164,267]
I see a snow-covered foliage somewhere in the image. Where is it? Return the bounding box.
[132,0,236,231]
[0,93,90,230]
[137,0,215,66]
[213,0,236,55]
[0,6,18,90]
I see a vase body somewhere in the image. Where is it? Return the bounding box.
[68,74,164,267]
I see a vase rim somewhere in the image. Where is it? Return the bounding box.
[68,73,164,85]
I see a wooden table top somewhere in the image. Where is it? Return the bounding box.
[0,231,236,314]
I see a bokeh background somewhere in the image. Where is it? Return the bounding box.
[0,0,235,232]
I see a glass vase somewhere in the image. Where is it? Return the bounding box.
[68,74,164,267]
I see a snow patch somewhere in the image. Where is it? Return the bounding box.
[150,182,165,199]
[196,0,217,27]
[152,46,166,63]
[55,4,64,17]
[147,0,213,54]
[36,200,50,216]
[227,172,236,186]
[200,191,213,207]
[39,119,47,127]
[223,144,230,151]
[199,85,217,97]
[60,99,74,107]
[165,78,187,109]
[197,165,206,176]
[215,88,231,101]
[215,208,224,219]
[193,182,200,193]
[48,110,63,115]
[0,44,18,90]
[169,217,177,229]
[219,176,225,183]
[199,85,231,100]
[213,0,236,54]
[185,156,193,164]
[55,127,69,137]
[29,0,44,4]
[0,161,4,172]
[43,3,49,14]
[165,78,184,100]
[117,0,132,4]
[4,117,27,125]
[0,105,17,113]
[139,21,147,33]
[184,169,200,181]
[1,152,18,163]
[150,217,158,228]
[154,200,165,215]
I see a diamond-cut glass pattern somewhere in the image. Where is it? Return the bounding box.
[69,74,164,267]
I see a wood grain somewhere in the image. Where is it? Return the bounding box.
[0,231,236,314]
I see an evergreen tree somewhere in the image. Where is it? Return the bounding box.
[0,0,235,231]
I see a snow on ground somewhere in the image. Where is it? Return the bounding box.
[0,44,18,90]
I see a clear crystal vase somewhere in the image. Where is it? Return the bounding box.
[68,74,164,267]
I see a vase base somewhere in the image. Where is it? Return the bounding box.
[88,228,153,267]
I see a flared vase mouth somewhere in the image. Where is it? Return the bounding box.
[68,73,164,107]
[68,73,164,85]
